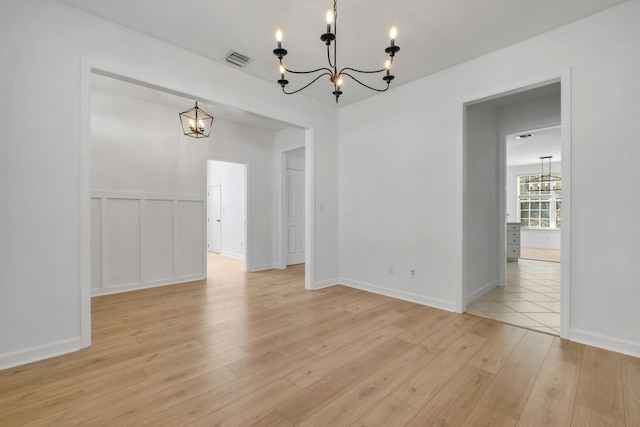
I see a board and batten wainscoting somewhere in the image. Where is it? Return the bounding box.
[90,191,206,296]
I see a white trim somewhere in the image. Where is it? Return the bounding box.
[314,278,341,290]
[570,328,640,359]
[521,243,560,250]
[558,68,572,339]
[0,337,85,371]
[79,58,92,350]
[465,280,498,306]
[340,278,457,312]
[221,251,244,260]
[304,128,315,290]
[92,191,203,201]
[90,274,205,296]
[251,263,278,272]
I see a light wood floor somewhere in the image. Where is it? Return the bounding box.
[1,254,638,426]
[520,246,561,263]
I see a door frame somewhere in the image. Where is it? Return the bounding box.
[459,70,571,339]
[80,60,318,351]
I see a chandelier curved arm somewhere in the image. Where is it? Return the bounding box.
[281,62,333,76]
[341,72,390,92]
[339,66,387,75]
[283,72,333,95]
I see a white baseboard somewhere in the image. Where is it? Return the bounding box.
[521,243,561,249]
[339,278,456,312]
[0,337,86,371]
[569,328,640,359]
[221,251,244,260]
[314,278,341,290]
[465,280,498,306]
[91,274,206,296]
[250,263,278,272]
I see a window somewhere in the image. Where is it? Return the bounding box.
[518,173,561,229]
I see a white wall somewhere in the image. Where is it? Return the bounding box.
[0,0,339,369]
[340,1,640,356]
[497,87,561,133]
[207,160,246,260]
[286,147,306,171]
[507,162,562,249]
[464,102,500,303]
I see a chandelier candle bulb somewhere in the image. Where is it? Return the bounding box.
[326,10,334,33]
[390,27,397,46]
[279,65,285,79]
[276,29,283,48]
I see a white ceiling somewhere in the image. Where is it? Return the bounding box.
[91,72,293,132]
[507,127,561,167]
[59,0,629,107]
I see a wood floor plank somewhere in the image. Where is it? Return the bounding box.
[352,396,418,427]
[621,355,640,427]
[287,324,404,389]
[547,336,585,366]
[391,332,487,409]
[406,364,494,426]
[275,338,413,424]
[190,378,301,427]
[517,358,581,427]
[571,403,625,427]
[297,356,417,426]
[478,332,553,419]
[467,323,526,374]
[575,346,625,419]
[462,403,518,427]
[239,409,293,427]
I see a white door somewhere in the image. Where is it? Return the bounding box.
[207,185,221,253]
[287,169,305,265]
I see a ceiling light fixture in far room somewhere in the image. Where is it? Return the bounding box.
[272,0,400,103]
[179,102,214,138]
[524,155,561,194]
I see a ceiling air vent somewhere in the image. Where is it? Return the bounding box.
[226,51,252,67]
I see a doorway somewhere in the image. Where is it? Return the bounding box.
[285,147,306,266]
[206,159,247,271]
[462,77,570,337]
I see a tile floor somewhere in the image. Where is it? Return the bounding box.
[466,258,561,335]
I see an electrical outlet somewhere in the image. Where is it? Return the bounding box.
[388,265,394,275]
[410,268,416,278]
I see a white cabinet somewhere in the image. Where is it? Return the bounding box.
[507,222,521,262]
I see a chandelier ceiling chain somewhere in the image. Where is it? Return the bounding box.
[273,0,400,103]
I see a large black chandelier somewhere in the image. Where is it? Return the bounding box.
[273,0,400,103]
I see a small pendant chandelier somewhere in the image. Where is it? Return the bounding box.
[179,102,214,138]
[272,0,400,103]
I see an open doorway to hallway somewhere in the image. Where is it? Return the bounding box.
[463,80,567,337]
[206,159,247,272]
